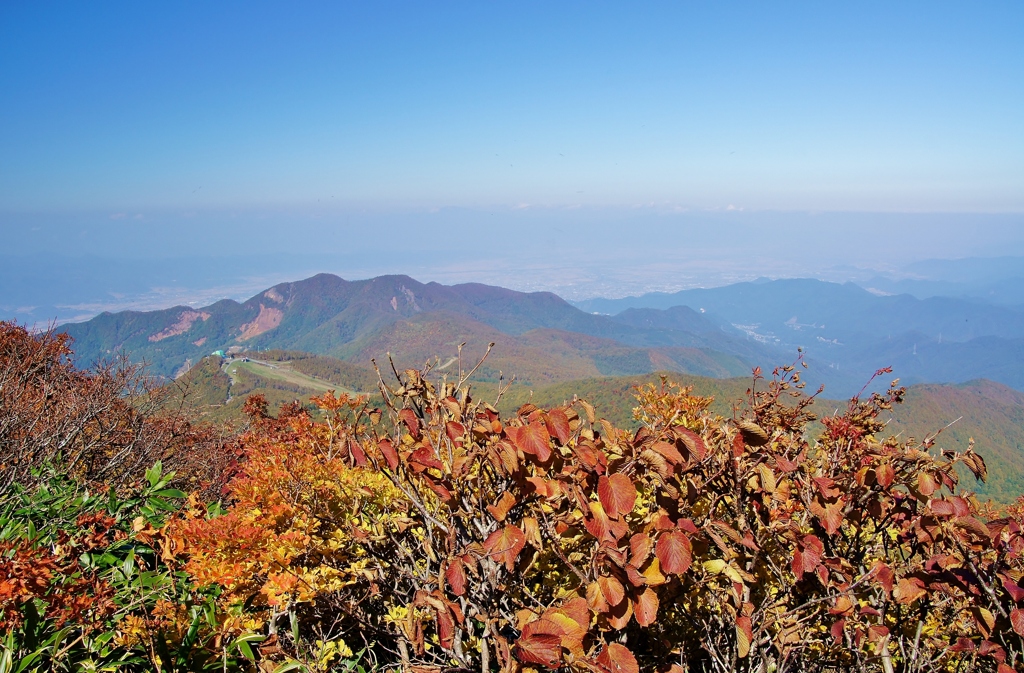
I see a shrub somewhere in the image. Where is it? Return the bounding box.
[171,356,1024,672]
[0,321,234,501]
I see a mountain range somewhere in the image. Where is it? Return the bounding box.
[573,278,1024,392]
[63,273,770,387]
[62,272,1024,397]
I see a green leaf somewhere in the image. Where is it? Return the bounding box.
[272,661,308,673]
[145,461,163,488]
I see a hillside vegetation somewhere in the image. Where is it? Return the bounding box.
[6,320,1024,672]
[168,349,1024,505]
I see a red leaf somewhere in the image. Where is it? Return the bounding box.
[409,446,443,472]
[545,408,571,445]
[446,559,467,597]
[598,473,637,518]
[732,433,746,457]
[598,575,626,607]
[378,439,399,470]
[595,642,639,673]
[514,632,562,668]
[445,420,466,444]
[872,561,894,596]
[736,616,753,658]
[929,499,955,517]
[830,619,846,644]
[399,408,420,438]
[584,501,614,542]
[793,535,824,580]
[651,441,684,464]
[1002,576,1024,602]
[510,421,552,462]
[486,491,517,522]
[675,428,707,460]
[348,439,367,467]
[633,587,658,627]
[875,462,895,488]
[423,476,452,501]
[980,639,1007,662]
[811,499,844,535]
[437,609,455,649]
[894,578,927,605]
[484,525,527,571]
[629,533,653,567]
[655,530,692,575]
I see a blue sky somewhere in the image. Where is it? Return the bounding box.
[2,1,1022,214]
[2,1,1024,323]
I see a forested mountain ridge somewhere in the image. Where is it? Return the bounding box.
[61,273,776,385]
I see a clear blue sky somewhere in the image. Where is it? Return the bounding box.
[2,1,1022,215]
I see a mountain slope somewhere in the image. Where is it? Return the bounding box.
[62,273,774,384]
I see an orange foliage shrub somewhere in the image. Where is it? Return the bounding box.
[171,355,1024,672]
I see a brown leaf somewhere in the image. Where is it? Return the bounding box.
[595,642,639,673]
[483,525,527,571]
[656,530,692,575]
[522,516,542,547]
[489,439,518,474]
[973,606,996,639]
[598,473,637,518]
[953,516,992,542]
[737,420,769,446]
[633,587,658,627]
[509,421,552,462]
[579,399,596,423]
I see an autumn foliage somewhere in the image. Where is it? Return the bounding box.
[167,354,1024,673]
[5,321,1024,672]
